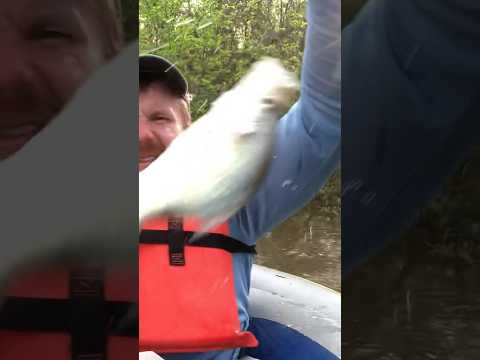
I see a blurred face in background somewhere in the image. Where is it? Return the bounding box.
[0,0,123,159]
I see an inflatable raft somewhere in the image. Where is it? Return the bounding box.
[141,265,341,359]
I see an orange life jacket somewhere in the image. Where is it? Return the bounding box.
[140,217,258,353]
[0,217,258,358]
[0,261,137,360]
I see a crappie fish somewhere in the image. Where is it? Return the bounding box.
[139,58,299,231]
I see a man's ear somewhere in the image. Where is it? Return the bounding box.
[184,113,192,128]
[181,95,193,128]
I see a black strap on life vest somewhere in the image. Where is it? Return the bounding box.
[70,266,107,360]
[0,221,253,358]
[0,266,137,360]
[0,297,135,337]
[140,219,257,267]
[168,217,186,266]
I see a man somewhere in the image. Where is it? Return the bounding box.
[0,43,139,280]
[0,0,128,275]
[0,2,139,359]
[139,0,340,359]
[0,0,123,160]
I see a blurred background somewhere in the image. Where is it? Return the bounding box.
[342,0,480,358]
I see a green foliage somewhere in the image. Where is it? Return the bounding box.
[140,0,307,120]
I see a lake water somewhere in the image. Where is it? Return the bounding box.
[342,144,480,358]
[255,194,341,292]
[343,237,480,359]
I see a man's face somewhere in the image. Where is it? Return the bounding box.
[0,0,116,159]
[139,82,191,171]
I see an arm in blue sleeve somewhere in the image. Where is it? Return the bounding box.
[230,0,341,245]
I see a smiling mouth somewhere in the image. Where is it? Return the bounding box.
[0,124,40,153]
[0,125,42,159]
[139,155,158,163]
[139,155,160,169]
[0,125,40,138]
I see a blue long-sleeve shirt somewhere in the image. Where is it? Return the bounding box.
[162,1,340,359]
[341,0,480,275]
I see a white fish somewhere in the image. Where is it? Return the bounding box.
[139,58,299,231]
[139,352,165,360]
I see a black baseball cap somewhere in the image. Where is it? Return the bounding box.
[139,55,188,97]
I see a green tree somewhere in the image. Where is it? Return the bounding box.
[140,0,306,120]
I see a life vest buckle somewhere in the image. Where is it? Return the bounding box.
[167,217,186,266]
